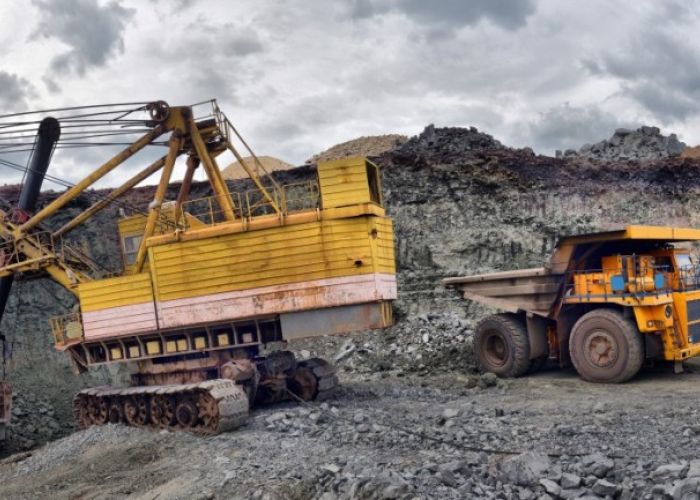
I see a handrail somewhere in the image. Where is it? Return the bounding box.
[177,180,320,228]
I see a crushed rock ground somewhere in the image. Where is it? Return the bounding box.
[3,364,700,499]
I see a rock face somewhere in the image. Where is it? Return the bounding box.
[4,391,64,454]
[560,125,687,161]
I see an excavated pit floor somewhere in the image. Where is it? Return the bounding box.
[1,364,700,499]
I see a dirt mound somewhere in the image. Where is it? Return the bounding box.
[308,134,407,164]
[682,145,700,159]
[562,126,686,161]
[221,155,295,180]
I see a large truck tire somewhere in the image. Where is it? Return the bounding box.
[474,313,531,378]
[569,309,644,383]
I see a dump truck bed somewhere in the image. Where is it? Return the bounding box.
[443,267,563,317]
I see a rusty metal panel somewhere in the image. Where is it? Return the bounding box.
[280,302,392,340]
[82,301,158,340]
[157,273,397,329]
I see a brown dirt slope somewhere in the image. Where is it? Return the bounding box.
[307,134,408,163]
[682,145,700,159]
[221,155,295,180]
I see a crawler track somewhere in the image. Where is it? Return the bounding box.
[73,379,249,435]
[299,358,339,401]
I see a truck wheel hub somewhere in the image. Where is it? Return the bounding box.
[483,332,508,366]
[586,331,618,367]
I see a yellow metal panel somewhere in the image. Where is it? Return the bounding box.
[79,273,154,312]
[149,215,395,302]
[317,157,371,208]
[146,341,161,355]
[194,336,207,349]
[128,345,140,358]
[110,347,123,360]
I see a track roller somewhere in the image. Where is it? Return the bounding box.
[73,380,249,435]
[291,358,339,401]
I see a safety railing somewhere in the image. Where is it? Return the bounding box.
[177,181,320,229]
[50,312,83,346]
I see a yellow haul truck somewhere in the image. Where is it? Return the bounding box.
[0,101,396,433]
[445,226,700,383]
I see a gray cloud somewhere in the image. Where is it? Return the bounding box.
[32,0,134,76]
[138,20,267,104]
[223,27,266,57]
[525,103,637,153]
[349,0,391,20]
[584,28,700,123]
[397,0,536,31]
[0,72,35,111]
[349,0,536,30]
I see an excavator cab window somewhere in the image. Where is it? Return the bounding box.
[366,161,382,206]
[122,234,143,266]
[655,256,674,272]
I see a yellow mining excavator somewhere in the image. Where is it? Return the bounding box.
[0,101,396,433]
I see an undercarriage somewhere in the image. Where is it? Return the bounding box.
[72,350,338,434]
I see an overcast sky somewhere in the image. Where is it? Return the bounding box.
[0,0,699,188]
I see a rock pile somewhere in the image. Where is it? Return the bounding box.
[560,126,686,161]
[393,124,508,164]
[292,312,479,377]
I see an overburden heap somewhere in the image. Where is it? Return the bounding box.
[559,125,686,161]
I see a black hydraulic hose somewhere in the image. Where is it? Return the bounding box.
[0,117,60,326]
